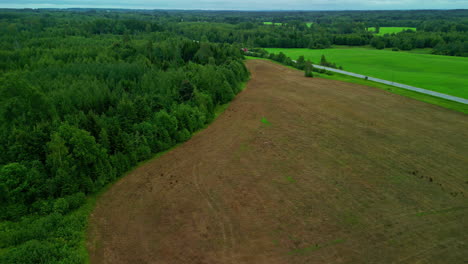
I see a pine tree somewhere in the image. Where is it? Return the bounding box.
[320,55,327,66]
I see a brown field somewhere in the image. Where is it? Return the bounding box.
[87,59,468,264]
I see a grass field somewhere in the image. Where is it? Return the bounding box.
[368,27,417,35]
[263,22,283,26]
[88,60,468,263]
[265,47,468,99]
[263,22,314,27]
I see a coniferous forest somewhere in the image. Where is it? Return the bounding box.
[0,8,467,263]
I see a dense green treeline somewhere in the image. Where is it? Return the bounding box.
[0,11,249,263]
[174,20,467,56]
[1,9,467,58]
[161,10,468,56]
[247,48,340,74]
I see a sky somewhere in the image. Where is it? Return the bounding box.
[0,0,467,10]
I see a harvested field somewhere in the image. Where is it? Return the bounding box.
[88,59,468,264]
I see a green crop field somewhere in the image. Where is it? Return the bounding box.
[263,22,283,26]
[263,22,314,27]
[265,47,468,99]
[368,27,417,35]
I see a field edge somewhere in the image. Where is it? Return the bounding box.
[245,56,468,114]
[84,79,250,263]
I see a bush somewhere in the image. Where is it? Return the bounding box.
[65,192,86,211]
[0,240,61,264]
[176,128,191,143]
[304,60,314,77]
[31,199,54,215]
[53,198,69,215]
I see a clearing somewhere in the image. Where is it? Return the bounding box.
[263,22,284,26]
[265,47,468,99]
[263,22,313,27]
[88,59,468,264]
[368,27,417,35]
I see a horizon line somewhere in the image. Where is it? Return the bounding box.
[1,7,467,12]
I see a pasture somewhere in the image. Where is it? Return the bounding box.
[368,26,417,35]
[263,22,283,26]
[263,22,314,27]
[265,47,468,99]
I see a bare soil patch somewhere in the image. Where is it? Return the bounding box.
[88,59,468,264]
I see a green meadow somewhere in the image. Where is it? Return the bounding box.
[263,22,283,26]
[263,22,314,27]
[265,47,468,99]
[368,27,417,35]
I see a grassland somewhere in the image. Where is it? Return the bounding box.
[263,22,283,26]
[368,26,417,35]
[265,47,468,99]
[263,22,314,27]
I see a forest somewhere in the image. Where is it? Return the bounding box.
[168,9,468,56]
[0,10,249,263]
[0,8,467,263]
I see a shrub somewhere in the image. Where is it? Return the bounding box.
[176,128,191,142]
[53,198,69,215]
[65,192,86,211]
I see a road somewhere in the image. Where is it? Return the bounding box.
[311,64,468,105]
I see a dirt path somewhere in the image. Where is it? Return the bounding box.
[88,59,468,264]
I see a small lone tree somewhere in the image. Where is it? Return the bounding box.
[296,55,305,70]
[320,55,327,66]
[304,60,314,78]
[277,52,287,63]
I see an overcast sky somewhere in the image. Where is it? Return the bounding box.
[0,0,467,10]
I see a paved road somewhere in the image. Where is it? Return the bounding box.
[310,64,468,105]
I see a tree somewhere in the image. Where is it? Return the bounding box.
[0,163,29,205]
[218,80,235,104]
[146,40,154,62]
[320,55,327,66]
[275,52,287,63]
[296,56,305,70]
[194,43,214,64]
[371,37,386,49]
[304,60,314,78]
[154,110,178,149]
[46,133,69,174]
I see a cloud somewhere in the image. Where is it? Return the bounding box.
[0,0,467,10]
